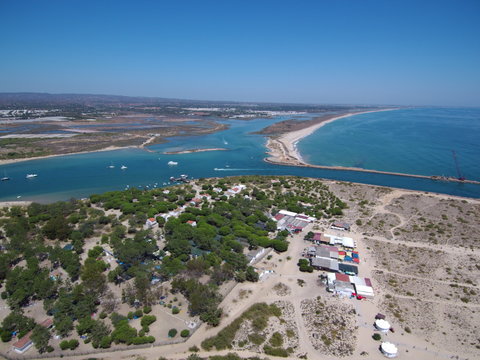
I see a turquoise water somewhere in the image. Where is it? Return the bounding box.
[1,109,480,202]
[298,108,480,181]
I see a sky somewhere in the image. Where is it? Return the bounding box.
[0,0,479,106]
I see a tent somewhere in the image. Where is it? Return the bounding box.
[380,342,398,358]
[375,319,391,332]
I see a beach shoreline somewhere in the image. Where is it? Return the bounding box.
[264,108,480,185]
[0,145,138,166]
[265,108,397,166]
[163,148,228,155]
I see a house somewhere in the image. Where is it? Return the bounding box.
[338,263,358,275]
[331,221,351,231]
[335,280,356,297]
[246,248,266,264]
[12,331,33,354]
[186,220,197,227]
[39,318,53,329]
[145,218,158,228]
[273,213,285,222]
[310,257,339,272]
[279,210,297,217]
[189,198,202,206]
[325,234,355,248]
[12,318,53,354]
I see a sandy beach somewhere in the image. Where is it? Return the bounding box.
[264,109,480,185]
[265,109,396,166]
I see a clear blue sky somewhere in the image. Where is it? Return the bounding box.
[1,0,479,106]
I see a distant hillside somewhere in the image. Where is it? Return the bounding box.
[0,92,198,107]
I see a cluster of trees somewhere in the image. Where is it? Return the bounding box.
[172,278,223,326]
[297,259,314,273]
[0,175,347,353]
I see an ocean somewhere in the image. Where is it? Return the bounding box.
[298,107,480,181]
[1,108,480,202]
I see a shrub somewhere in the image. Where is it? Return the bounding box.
[263,345,289,357]
[248,333,265,345]
[141,315,156,327]
[172,307,180,314]
[143,306,152,314]
[189,345,199,352]
[130,336,155,345]
[372,333,382,341]
[1,330,12,342]
[202,303,281,351]
[269,332,283,347]
[60,340,70,350]
[180,329,190,338]
[134,309,143,318]
[168,329,177,338]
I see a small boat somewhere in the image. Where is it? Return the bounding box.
[121,165,127,170]
[108,162,115,169]
[26,174,38,178]
[1,176,9,181]
[167,161,178,166]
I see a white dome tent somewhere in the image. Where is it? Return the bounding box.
[375,319,391,332]
[380,342,398,358]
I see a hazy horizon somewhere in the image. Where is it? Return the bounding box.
[1,0,479,106]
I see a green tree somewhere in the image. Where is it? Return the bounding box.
[31,325,51,353]
[246,266,259,282]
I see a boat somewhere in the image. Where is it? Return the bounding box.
[121,165,127,170]
[167,161,178,166]
[26,174,38,178]
[108,162,115,169]
[1,176,10,181]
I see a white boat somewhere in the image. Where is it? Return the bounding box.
[26,174,38,178]
[108,162,115,168]
[121,165,127,170]
[167,161,178,166]
[1,176,9,181]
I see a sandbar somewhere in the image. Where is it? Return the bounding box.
[0,145,136,166]
[163,148,228,155]
[264,109,480,185]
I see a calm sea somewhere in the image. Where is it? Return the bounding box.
[298,108,480,181]
[1,109,480,202]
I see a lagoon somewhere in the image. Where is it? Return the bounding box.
[1,110,480,202]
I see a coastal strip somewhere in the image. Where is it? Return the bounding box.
[264,109,480,185]
[163,148,228,155]
[0,145,137,166]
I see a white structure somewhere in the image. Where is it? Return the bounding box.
[380,342,398,358]
[145,218,158,228]
[278,209,297,217]
[167,161,178,166]
[375,319,391,332]
[325,234,355,248]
